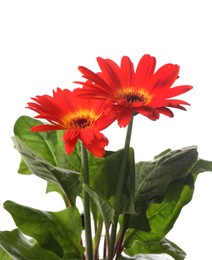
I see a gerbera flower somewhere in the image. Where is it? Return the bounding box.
[76,54,193,127]
[27,88,116,157]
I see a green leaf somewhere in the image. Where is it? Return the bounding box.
[0,246,13,260]
[89,148,135,214]
[125,146,197,232]
[124,237,185,260]
[123,147,212,258]
[123,147,203,257]
[124,173,194,247]
[4,201,84,258]
[189,158,212,180]
[12,136,81,206]
[134,146,198,208]
[83,184,114,227]
[13,115,81,173]
[127,148,212,242]
[14,116,59,169]
[0,229,61,260]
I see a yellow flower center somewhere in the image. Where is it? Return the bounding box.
[62,110,98,129]
[116,87,152,104]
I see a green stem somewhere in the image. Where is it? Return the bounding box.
[81,144,93,260]
[109,118,134,259]
[105,223,111,258]
[94,217,103,260]
[115,214,130,256]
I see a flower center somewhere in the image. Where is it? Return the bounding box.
[116,87,152,105]
[124,94,144,103]
[62,109,99,129]
[71,117,91,129]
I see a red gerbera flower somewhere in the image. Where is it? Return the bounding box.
[76,54,193,127]
[27,88,116,157]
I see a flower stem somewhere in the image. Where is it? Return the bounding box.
[81,144,93,260]
[115,214,130,255]
[109,118,134,259]
[94,217,103,260]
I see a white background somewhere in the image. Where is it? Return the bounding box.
[0,1,212,259]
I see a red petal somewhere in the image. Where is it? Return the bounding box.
[80,129,108,157]
[120,56,135,87]
[135,54,156,86]
[63,129,79,155]
[77,68,112,97]
[97,57,121,89]
[135,106,159,120]
[156,107,174,117]
[116,107,133,127]
[147,64,179,92]
[31,124,63,132]
[159,85,193,99]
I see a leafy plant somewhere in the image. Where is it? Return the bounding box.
[0,116,211,259]
[1,54,211,259]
